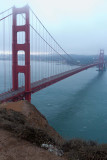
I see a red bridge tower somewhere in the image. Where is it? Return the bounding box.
[12,5,31,102]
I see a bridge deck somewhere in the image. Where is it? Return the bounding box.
[0,63,99,102]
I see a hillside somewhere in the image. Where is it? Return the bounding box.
[0,101,107,160]
[0,101,65,160]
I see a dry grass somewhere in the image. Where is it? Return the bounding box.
[0,108,55,147]
[62,139,107,160]
[0,101,64,145]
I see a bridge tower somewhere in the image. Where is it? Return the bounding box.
[99,49,105,71]
[12,5,31,102]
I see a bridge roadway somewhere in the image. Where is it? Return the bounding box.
[0,63,99,102]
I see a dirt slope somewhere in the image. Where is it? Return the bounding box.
[0,129,65,160]
[0,100,65,160]
[0,100,64,145]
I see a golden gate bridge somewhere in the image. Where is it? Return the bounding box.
[0,5,105,103]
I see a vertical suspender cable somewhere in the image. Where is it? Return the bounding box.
[8,11,11,90]
[31,12,33,83]
[39,22,41,80]
[3,18,6,91]
[21,14,23,86]
[45,30,47,78]
[35,15,37,81]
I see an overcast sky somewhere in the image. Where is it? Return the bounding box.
[0,0,107,55]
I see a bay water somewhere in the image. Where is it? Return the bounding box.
[32,67,107,143]
[0,60,107,143]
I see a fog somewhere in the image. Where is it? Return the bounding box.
[0,0,107,55]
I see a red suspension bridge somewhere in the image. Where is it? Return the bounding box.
[0,5,105,103]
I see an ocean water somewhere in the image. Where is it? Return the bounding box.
[31,67,107,143]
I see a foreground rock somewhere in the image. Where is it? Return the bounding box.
[0,100,65,160]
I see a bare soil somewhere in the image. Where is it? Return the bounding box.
[0,129,65,160]
[0,101,64,145]
[0,100,65,160]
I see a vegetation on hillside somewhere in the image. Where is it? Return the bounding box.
[0,102,107,160]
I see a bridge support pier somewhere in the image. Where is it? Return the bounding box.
[12,5,31,102]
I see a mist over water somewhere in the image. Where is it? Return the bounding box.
[32,67,107,143]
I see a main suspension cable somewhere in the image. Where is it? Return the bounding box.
[0,7,13,16]
[30,24,77,66]
[0,13,12,22]
[29,7,78,64]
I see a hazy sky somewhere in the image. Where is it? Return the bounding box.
[0,0,107,55]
